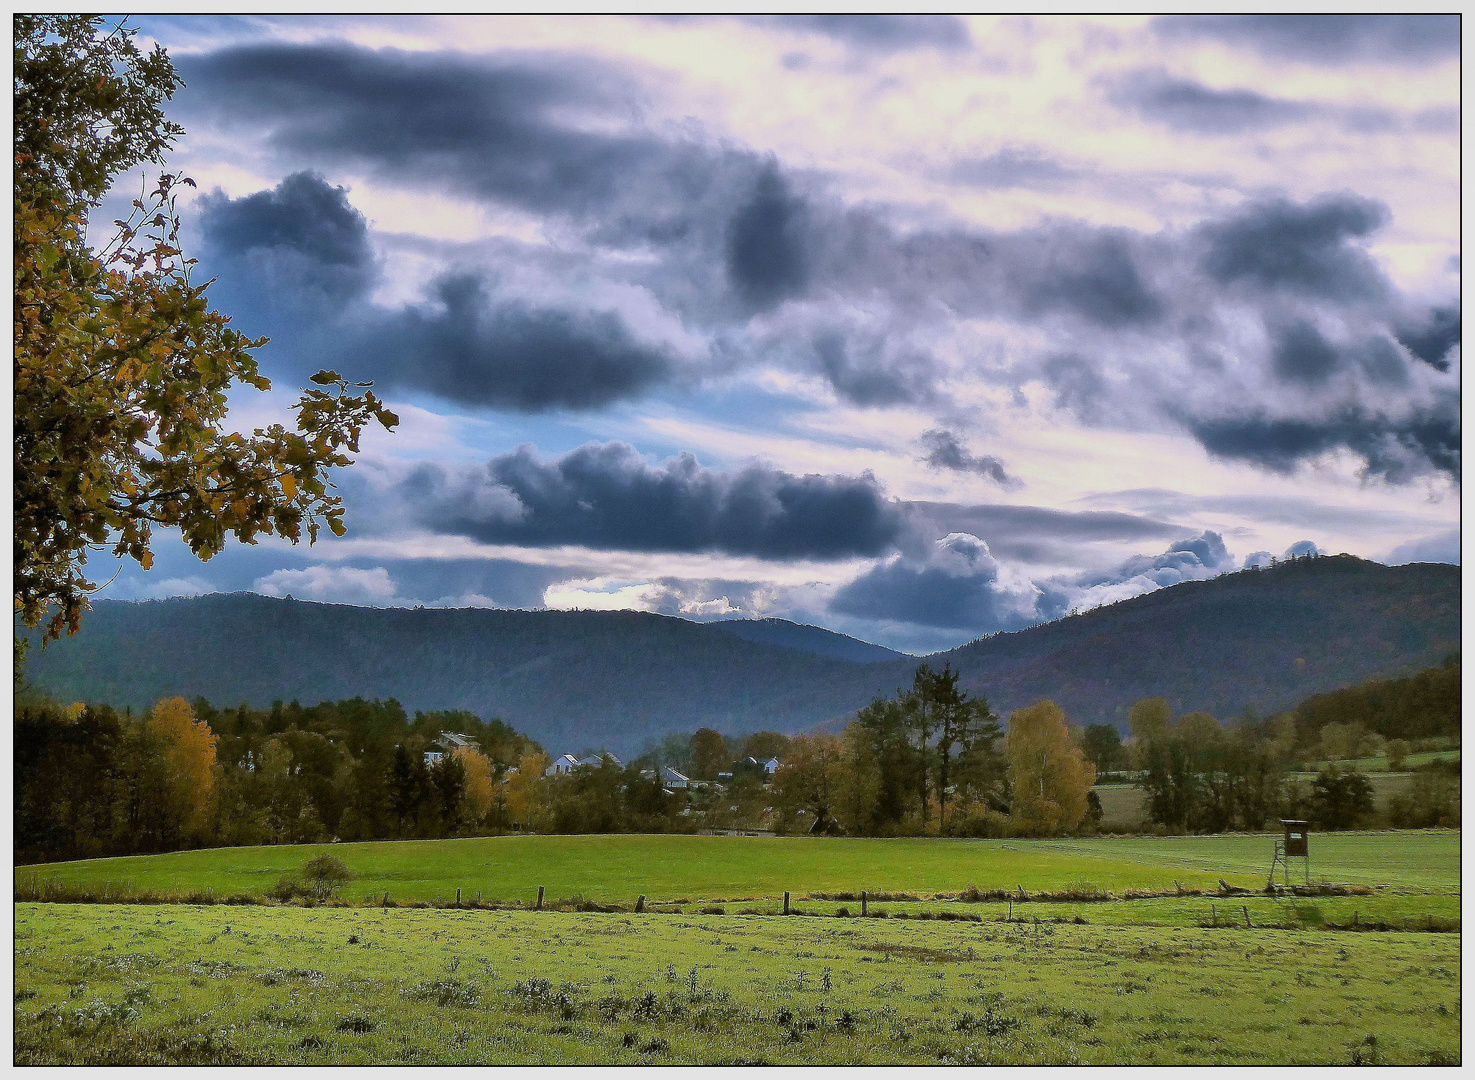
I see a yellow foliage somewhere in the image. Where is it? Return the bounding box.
[1006,699,1096,835]
[455,746,494,822]
[65,702,85,721]
[146,696,218,839]
[506,750,551,828]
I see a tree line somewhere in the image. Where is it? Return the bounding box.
[14,693,540,863]
[15,656,1459,863]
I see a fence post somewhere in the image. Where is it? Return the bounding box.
[783,891,791,915]
[636,895,645,913]
[537,886,545,911]
[1008,899,1012,922]
[456,888,461,908]
[861,891,868,917]
[382,893,388,907]
[1211,904,1216,927]
[1243,905,1251,929]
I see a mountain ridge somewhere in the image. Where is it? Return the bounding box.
[19,555,1459,754]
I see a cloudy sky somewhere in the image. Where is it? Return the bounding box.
[101,14,1460,653]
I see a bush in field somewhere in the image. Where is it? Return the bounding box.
[1384,739,1410,771]
[1310,767,1375,830]
[302,855,353,900]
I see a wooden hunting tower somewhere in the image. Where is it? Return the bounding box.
[1268,819,1310,886]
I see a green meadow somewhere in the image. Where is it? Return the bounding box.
[15,831,1460,1064]
[15,830,1459,906]
[13,903,1459,1065]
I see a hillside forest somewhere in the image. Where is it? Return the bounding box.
[14,656,1459,864]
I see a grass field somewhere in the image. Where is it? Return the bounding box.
[16,832,1460,1064]
[15,830,1460,906]
[13,903,1460,1065]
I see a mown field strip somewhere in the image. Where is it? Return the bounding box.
[17,830,1460,906]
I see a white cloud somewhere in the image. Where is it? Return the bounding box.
[254,565,399,605]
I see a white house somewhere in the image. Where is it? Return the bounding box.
[545,753,581,776]
[579,752,623,769]
[424,730,480,767]
[660,766,690,789]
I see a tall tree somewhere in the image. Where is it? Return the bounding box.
[145,696,217,842]
[1005,700,1096,835]
[14,15,396,644]
[772,734,845,834]
[689,728,731,780]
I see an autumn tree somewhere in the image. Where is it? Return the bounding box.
[455,745,495,824]
[689,728,731,780]
[1127,696,1172,767]
[772,733,846,834]
[1005,700,1096,835]
[14,15,397,645]
[145,696,217,841]
[505,750,551,830]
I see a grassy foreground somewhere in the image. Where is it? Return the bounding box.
[13,903,1459,1065]
[16,830,1460,905]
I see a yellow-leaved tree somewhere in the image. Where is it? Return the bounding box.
[146,696,218,840]
[455,746,494,824]
[506,750,551,831]
[1006,699,1096,836]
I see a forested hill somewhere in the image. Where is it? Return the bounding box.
[19,556,1458,752]
[929,555,1460,730]
[19,599,907,753]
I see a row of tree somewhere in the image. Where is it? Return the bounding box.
[16,660,1458,862]
[14,692,542,863]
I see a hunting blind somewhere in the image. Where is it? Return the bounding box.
[1268,819,1310,886]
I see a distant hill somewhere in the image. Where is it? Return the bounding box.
[18,556,1458,753]
[927,555,1460,730]
[709,618,906,663]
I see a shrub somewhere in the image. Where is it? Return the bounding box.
[301,856,352,901]
[1384,739,1411,771]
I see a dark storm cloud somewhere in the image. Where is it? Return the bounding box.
[1021,230,1163,326]
[1105,69,1310,134]
[363,273,674,411]
[917,430,1016,488]
[1396,306,1460,371]
[811,333,938,407]
[1271,320,1340,384]
[178,43,686,218]
[198,171,377,310]
[411,442,908,560]
[197,174,675,411]
[1186,407,1461,483]
[1152,15,1460,65]
[830,528,1237,633]
[1199,193,1390,300]
[831,534,1033,631]
[726,167,811,309]
[183,44,1452,481]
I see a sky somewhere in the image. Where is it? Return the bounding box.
[98,14,1460,654]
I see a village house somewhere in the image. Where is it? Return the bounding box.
[422,730,479,767]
